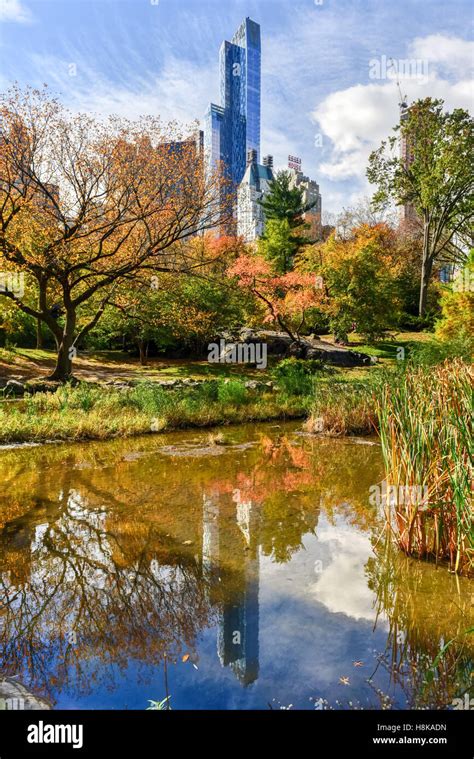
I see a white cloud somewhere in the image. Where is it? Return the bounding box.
[0,0,32,23]
[312,35,474,190]
[313,82,400,182]
[310,522,383,624]
[409,34,474,78]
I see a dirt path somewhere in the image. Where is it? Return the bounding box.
[0,350,262,384]
[0,351,191,383]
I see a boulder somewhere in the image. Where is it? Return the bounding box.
[305,346,375,367]
[0,678,51,710]
[288,341,306,358]
[233,328,374,367]
[239,328,293,355]
[4,379,26,396]
[245,380,259,390]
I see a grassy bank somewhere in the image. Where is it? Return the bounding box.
[0,355,373,444]
[305,381,378,436]
[0,380,311,444]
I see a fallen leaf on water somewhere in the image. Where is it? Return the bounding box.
[182,654,190,663]
[339,677,350,686]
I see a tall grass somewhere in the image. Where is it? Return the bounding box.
[376,359,473,575]
[305,381,378,436]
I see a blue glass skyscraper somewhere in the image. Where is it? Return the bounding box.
[205,18,261,190]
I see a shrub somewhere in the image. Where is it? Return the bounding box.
[217,380,248,406]
[435,253,474,344]
[272,358,322,396]
[408,336,473,366]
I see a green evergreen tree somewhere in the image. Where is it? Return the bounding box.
[258,171,316,273]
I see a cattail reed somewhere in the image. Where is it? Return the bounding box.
[376,359,473,575]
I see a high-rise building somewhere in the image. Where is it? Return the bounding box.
[287,163,322,241]
[205,18,261,191]
[398,101,418,229]
[202,489,260,687]
[237,150,274,242]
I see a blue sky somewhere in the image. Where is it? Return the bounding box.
[1,0,473,213]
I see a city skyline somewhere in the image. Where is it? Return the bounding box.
[0,0,472,214]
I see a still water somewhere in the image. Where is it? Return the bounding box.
[0,422,472,710]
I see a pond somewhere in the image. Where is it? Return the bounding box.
[0,422,472,710]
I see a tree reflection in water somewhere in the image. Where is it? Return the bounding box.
[0,423,470,709]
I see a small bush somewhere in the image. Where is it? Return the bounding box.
[73,383,95,413]
[272,358,322,396]
[194,380,219,403]
[217,380,248,405]
[408,337,473,367]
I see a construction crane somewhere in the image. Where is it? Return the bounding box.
[387,57,407,113]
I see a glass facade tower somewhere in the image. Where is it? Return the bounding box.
[205,18,261,191]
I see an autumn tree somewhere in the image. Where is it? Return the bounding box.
[301,224,402,343]
[0,85,230,381]
[367,98,474,316]
[435,250,474,344]
[98,235,251,362]
[228,253,323,343]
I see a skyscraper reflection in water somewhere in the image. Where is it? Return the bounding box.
[202,489,260,686]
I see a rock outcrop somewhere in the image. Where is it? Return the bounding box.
[223,329,375,367]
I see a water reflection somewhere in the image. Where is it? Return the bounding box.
[369,539,473,709]
[203,490,260,685]
[0,424,471,709]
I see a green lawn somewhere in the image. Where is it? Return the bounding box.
[320,331,434,360]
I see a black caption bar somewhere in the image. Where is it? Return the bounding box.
[0,710,472,757]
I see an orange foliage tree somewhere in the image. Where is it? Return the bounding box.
[97,233,251,361]
[228,252,323,343]
[0,85,230,380]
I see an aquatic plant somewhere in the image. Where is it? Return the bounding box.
[376,359,473,575]
[146,696,171,710]
[305,381,378,436]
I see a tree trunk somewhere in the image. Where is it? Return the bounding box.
[36,318,43,349]
[47,312,76,382]
[137,339,148,366]
[36,281,46,349]
[419,218,433,317]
